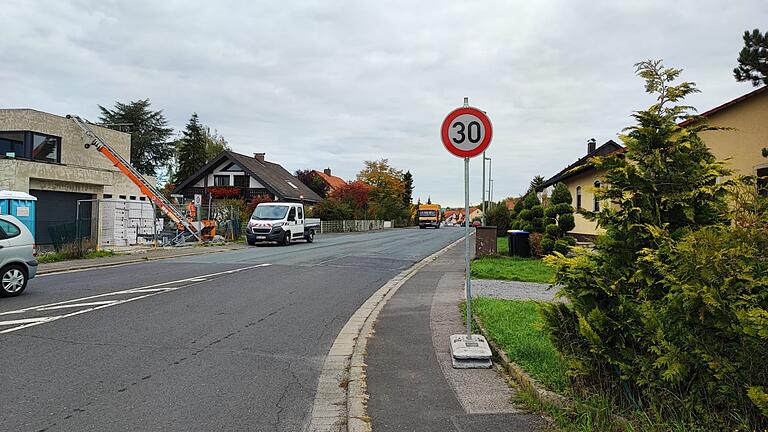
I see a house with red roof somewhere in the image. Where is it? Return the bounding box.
[311,168,347,193]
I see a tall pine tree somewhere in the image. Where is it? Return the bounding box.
[734,28,768,87]
[175,113,209,182]
[98,99,174,176]
[402,171,413,208]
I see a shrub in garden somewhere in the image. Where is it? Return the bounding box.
[541,60,765,429]
[528,232,544,257]
[485,201,511,236]
[540,182,576,254]
[312,199,354,220]
[517,194,546,233]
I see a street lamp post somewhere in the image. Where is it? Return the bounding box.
[487,157,493,205]
[482,153,491,225]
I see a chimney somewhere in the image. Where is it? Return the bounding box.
[587,138,596,154]
[253,152,265,162]
[324,168,332,176]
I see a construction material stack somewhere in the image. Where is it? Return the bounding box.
[100,199,163,247]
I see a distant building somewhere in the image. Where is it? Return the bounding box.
[311,168,347,193]
[0,109,155,245]
[172,151,322,204]
[443,207,482,224]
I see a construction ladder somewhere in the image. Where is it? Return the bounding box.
[67,114,201,243]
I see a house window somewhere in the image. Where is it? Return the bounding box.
[0,131,60,162]
[757,167,768,197]
[214,175,230,186]
[593,180,601,212]
[31,132,60,163]
[286,180,299,189]
[576,186,582,210]
[233,175,248,188]
[0,132,25,157]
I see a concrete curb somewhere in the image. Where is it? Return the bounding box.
[472,315,572,410]
[37,245,246,276]
[305,236,465,432]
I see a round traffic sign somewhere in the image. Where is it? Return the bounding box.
[441,107,492,158]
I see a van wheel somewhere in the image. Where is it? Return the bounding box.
[305,230,315,243]
[247,238,256,246]
[282,232,291,246]
[0,264,27,297]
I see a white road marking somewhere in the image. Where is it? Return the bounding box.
[38,301,118,311]
[0,317,60,326]
[0,263,271,335]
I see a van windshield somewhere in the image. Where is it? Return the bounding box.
[251,205,289,220]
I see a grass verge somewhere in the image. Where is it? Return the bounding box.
[471,256,554,283]
[38,249,119,264]
[471,298,704,432]
[472,297,568,393]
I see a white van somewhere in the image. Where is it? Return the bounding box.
[246,203,320,246]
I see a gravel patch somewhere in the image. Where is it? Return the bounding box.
[471,279,565,302]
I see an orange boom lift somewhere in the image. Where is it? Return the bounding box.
[68,114,216,244]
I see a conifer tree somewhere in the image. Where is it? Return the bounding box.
[175,113,209,182]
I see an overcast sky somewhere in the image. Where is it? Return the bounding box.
[2,1,766,206]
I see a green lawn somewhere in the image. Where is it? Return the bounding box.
[472,297,569,394]
[496,236,508,255]
[471,255,554,283]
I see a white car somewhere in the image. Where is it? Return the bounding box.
[0,215,38,297]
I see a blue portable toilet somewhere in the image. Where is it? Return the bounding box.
[0,191,37,239]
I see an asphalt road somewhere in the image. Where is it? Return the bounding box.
[0,227,463,432]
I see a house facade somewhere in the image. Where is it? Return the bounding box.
[172,151,322,205]
[691,86,768,189]
[538,86,768,238]
[0,109,154,245]
[538,139,623,237]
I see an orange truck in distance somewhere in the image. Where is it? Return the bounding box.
[418,204,441,229]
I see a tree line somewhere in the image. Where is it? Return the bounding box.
[98,100,229,186]
[300,159,414,222]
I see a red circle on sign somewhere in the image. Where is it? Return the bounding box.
[441,107,493,158]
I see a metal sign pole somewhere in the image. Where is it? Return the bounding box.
[481,151,486,226]
[464,156,473,339]
[442,98,492,367]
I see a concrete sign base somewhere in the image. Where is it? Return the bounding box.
[450,334,492,369]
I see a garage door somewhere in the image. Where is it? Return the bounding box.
[29,190,94,246]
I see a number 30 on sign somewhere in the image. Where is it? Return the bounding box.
[441,107,493,158]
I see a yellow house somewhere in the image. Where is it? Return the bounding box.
[537,139,622,238]
[538,86,768,238]
[687,86,768,187]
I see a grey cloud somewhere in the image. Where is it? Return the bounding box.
[2,0,766,205]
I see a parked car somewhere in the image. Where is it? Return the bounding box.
[246,202,320,246]
[0,214,37,297]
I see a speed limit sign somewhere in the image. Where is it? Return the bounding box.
[441,106,493,158]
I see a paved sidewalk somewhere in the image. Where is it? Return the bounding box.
[37,243,246,274]
[365,244,545,431]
